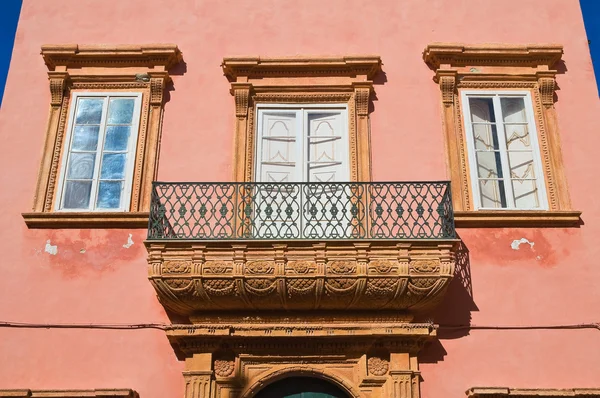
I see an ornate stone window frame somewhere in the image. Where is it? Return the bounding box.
[22,44,182,228]
[423,43,582,227]
[221,56,382,182]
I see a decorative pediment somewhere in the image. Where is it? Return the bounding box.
[423,43,563,69]
[222,55,382,82]
[41,44,182,72]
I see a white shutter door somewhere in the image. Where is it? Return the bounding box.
[256,111,300,182]
[304,110,351,238]
[306,111,349,182]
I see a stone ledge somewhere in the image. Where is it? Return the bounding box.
[466,387,600,397]
[0,390,137,398]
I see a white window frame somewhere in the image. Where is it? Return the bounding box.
[254,103,349,182]
[461,90,548,210]
[55,92,143,212]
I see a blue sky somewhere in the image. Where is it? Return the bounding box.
[0,1,598,106]
[0,0,22,107]
[580,0,600,95]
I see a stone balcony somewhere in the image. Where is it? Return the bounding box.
[145,181,458,319]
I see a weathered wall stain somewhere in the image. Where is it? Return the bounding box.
[28,230,146,278]
[458,228,581,268]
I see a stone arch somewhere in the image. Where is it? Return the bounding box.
[240,365,362,398]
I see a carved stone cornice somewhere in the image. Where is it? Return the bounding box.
[423,43,563,69]
[466,388,600,398]
[145,240,456,318]
[41,44,182,71]
[167,320,436,358]
[222,56,382,81]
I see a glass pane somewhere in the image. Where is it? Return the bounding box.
[107,98,135,124]
[75,98,103,124]
[476,151,503,179]
[504,123,531,150]
[67,152,96,179]
[63,181,92,209]
[71,125,100,151]
[501,97,527,123]
[97,181,123,209]
[100,153,126,179]
[479,179,507,208]
[104,126,131,151]
[472,123,499,150]
[508,151,536,179]
[512,179,540,209]
[469,98,495,123]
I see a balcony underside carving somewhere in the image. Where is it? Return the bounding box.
[147,240,456,317]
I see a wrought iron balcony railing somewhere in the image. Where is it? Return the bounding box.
[147,181,455,240]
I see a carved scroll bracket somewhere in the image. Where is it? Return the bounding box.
[48,73,68,107]
[148,74,167,106]
[231,82,252,119]
[537,71,557,107]
[353,82,372,117]
[436,70,457,107]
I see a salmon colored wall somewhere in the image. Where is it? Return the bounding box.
[0,1,599,397]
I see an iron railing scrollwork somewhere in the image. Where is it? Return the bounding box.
[148,181,456,240]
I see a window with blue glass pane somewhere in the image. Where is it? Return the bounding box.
[59,93,141,211]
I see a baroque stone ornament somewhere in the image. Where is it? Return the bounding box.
[146,240,456,315]
[538,76,556,106]
[367,356,390,376]
[213,359,235,377]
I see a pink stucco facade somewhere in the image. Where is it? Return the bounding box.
[0,1,599,397]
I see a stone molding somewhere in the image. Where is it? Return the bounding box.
[223,56,382,183]
[423,43,563,68]
[24,44,182,228]
[0,390,137,398]
[146,240,456,317]
[222,56,382,80]
[423,43,580,226]
[466,387,600,398]
[176,324,433,398]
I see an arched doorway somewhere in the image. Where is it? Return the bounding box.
[254,376,350,398]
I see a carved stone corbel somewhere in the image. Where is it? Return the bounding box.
[439,73,456,106]
[537,74,556,107]
[49,77,66,107]
[149,77,166,106]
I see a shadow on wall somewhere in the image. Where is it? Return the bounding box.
[417,238,478,364]
[163,60,188,105]
[369,70,388,114]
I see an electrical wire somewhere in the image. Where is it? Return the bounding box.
[0,321,598,331]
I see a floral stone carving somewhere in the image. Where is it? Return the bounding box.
[146,240,456,316]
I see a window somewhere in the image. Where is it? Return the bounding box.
[221,56,382,184]
[255,106,349,183]
[56,93,142,211]
[23,44,182,228]
[423,43,581,226]
[462,92,547,210]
